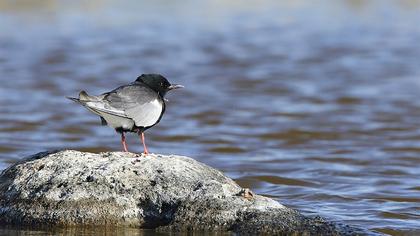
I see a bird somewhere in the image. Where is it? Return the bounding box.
[67,74,183,154]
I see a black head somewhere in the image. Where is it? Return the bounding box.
[136,74,183,97]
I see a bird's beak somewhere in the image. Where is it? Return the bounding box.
[168,84,184,90]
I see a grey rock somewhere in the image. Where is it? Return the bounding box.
[0,150,371,235]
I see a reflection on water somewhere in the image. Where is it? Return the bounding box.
[0,226,210,236]
[1,0,420,235]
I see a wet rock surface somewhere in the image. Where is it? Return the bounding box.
[0,150,371,235]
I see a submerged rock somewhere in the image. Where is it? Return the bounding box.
[0,150,368,235]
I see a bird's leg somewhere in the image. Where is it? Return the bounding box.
[139,131,149,154]
[121,132,128,152]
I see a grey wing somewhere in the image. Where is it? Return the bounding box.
[82,95,127,118]
[103,85,164,127]
[74,90,127,118]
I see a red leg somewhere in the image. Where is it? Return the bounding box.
[121,132,128,152]
[139,132,149,154]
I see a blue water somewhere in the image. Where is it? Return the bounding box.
[0,1,420,235]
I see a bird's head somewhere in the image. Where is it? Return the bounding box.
[136,74,184,97]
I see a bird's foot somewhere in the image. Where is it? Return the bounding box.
[121,132,129,152]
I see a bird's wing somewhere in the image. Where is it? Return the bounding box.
[103,84,164,127]
[84,101,127,117]
[73,91,128,118]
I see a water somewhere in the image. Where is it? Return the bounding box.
[1,1,420,235]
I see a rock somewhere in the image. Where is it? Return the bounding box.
[0,150,369,235]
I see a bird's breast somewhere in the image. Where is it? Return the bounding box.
[127,98,164,128]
